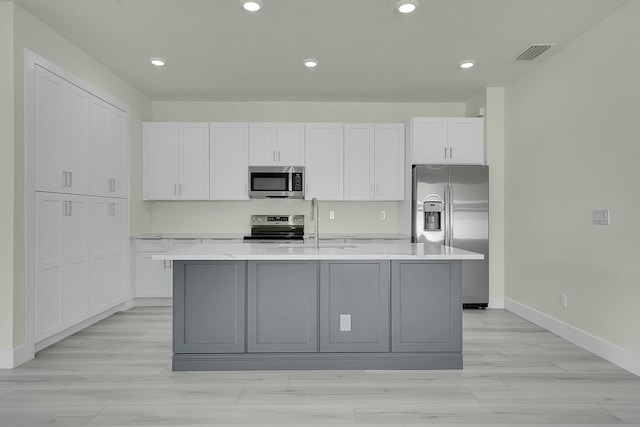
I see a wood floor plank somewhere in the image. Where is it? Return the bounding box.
[1,306,639,426]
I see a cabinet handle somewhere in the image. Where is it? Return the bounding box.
[376,184,379,195]
[68,171,72,187]
[174,184,178,196]
[163,260,167,269]
[278,150,281,162]
[272,150,276,162]
[449,147,453,158]
[179,184,182,195]
[62,171,67,187]
[444,147,447,159]
[67,200,72,216]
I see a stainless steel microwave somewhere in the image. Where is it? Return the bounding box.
[248,166,304,199]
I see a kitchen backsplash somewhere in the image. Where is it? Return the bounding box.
[144,200,401,234]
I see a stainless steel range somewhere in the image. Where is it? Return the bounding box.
[243,215,305,243]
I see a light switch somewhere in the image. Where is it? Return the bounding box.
[339,314,351,332]
[592,210,610,225]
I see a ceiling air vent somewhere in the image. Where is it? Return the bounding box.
[514,44,556,61]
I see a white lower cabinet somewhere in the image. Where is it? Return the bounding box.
[133,239,201,298]
[36,192,129,343]
[35,192,90,342]
[89,197,128,316]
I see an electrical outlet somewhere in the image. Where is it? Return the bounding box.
[339,314,351,331]
[561,293,568,308]
[329,211,335,220]
[380,210,386,220]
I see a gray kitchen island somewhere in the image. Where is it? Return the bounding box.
[154,242,483,371]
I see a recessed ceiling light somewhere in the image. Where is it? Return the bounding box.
[458,60,475,69]
[303,59,319,68]
[396,0,418,14]
[242,0,263,12]
[149,57,166,67]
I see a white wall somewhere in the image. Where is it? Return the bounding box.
[0,1,16,353]
[505,0,640,356]
[143,101,468,235]
[1,2,152,364]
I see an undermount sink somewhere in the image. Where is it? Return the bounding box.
[278,243,358,249]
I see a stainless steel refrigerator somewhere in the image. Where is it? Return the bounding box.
[412,165,489,308]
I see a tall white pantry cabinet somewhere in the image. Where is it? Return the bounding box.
[33,64,129,345]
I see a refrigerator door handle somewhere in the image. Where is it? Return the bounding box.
[443,185,449,246]
[448,185,454,247]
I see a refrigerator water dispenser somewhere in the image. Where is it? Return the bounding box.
[423,201,443,231]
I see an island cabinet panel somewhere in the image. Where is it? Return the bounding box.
[173,261,245,353]
[320,261,390,352]
[391,260,462,352]
[247,261,318,352]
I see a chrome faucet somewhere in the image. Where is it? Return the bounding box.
[310,197,319,250]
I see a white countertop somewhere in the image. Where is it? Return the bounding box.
[131,233,409,240]
[153,242,483,261]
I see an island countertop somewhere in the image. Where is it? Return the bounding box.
[153,242,484,261]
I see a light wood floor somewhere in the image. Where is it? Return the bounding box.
[1,307,639,426]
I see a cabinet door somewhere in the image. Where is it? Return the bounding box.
[107,199,128,305]
[320,261,390,352]
[108,106,128,198]
[89,198,110,315]
[249,123,276,165]
[410,117,447,164]
[143,122,179,200]
[89,97,110,197]
[36,66,90,195]
[344,124,374,201]
[61,195,90,327]
[305,123,344,200]
[210,123,249,200]
[134,252,171,297]
[448,118,485,164]
[90,97,128,198]
[35,193,64,341]
[178,123,209,200]
[391,261,462,352]
[61,83,91,195]
[173,261,245,354]
[247,261,318,352]
[375,123,405,200]
[276,123,305,165]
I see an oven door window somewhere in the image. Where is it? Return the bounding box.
[251,173,289,191]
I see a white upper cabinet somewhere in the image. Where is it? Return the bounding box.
[90,96,127,198]
[411,117,484,165]
[249,123,305,166]
[344,124,375,200]
[305,123,344,200]
[143,122,210,200]
[36,65,90,195]
[447,118,485,164]
[374,123,405,200]
[344,123,405,201]
[210,123,249,200]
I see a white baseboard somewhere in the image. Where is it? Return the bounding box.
[0,344,34,369]
[505,297,640,377]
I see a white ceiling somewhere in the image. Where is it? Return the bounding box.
[14,0,628,102]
